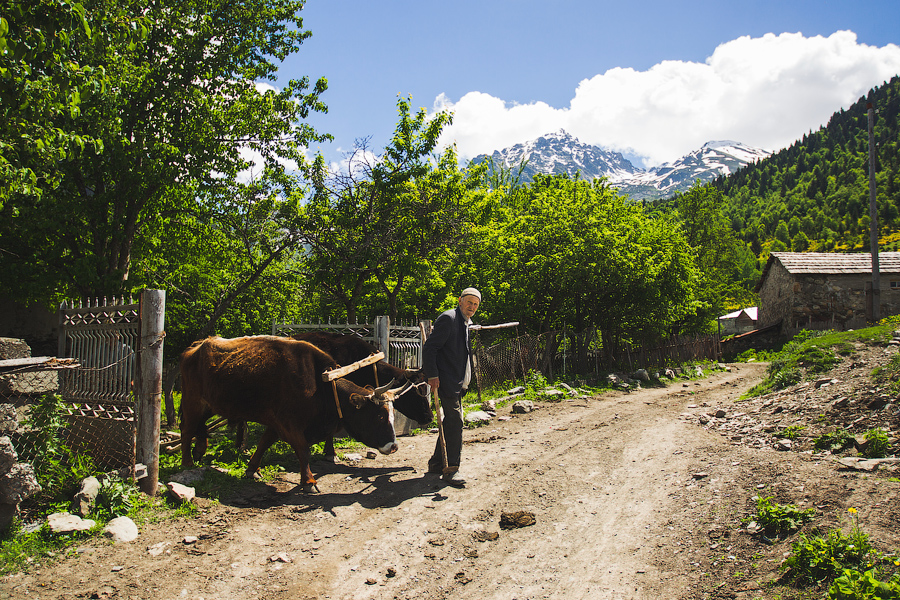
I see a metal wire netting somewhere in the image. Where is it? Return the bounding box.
[473,331,557,390]
[0,364,136,473]
[472,329,722,390]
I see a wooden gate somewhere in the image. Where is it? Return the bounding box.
[273,316,426,369]
[57,297,139,470]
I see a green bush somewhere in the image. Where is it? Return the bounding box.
[782,509,878,586]
[827,569,900,600]
[815,429,856,453]
[746,495,815,536]
[524,369,548,392]
[778,425,807,440]
[863,428,891,459]
[771,367,802,390]
[92,474,139,520]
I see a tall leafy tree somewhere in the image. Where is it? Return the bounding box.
[472,173,699,369]
[0,0,328,304]
[0,0,137,208]
[302,97,478,321]
[673,181,755,322]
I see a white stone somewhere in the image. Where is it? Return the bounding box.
[465,411,492,424]
[103,516,138,542]
[48,512,96,533]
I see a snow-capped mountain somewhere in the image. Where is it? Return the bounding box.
[471,131,771,200]
[471,130,642,183]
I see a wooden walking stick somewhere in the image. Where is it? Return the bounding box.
[420,322,455,476]
[433,383,456,476]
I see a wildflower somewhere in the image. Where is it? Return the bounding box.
[848,507,857,514]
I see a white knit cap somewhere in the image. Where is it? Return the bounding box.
[460,287,481,300]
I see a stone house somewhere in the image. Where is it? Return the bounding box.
[755,252,900,335]
[717,307,758,335]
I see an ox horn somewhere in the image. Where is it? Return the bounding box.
[387,380,412,396]
[373,378,396,396]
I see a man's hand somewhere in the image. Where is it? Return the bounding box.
[428,377,440,393]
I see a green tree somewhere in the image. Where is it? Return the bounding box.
[775,221,791,246]
[0,0,140,208]
[792,231,811,252]
[472,174,699,370]
[302,97,475,321]
[674,182,753,325]
[0,0,328,304]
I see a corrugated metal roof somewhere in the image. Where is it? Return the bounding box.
[718,306,758,321]
[771,252,900,274]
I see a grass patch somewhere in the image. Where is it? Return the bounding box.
[743,324,896,398]
[0,523,90,576]
[872,352,900,397]
[777,424,807,440]
[745,495,815,536]
[814,429,856,453]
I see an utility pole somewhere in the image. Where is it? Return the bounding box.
[867,101,880,322]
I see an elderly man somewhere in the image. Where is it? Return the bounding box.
[422,287,481,487]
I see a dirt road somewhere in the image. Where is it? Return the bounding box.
[6,360,893,600]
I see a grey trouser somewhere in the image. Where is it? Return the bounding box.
[429,389,463,469]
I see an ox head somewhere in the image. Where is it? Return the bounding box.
[335,378,402,455]
[349,376,432,427]
[407,369,430,398]
[347,378,402,409]
[392,375,433,425]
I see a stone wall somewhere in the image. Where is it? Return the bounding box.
[760,265,900,336]
[758,260,793,330]
[0,404,41,531]
[0,297,57,357]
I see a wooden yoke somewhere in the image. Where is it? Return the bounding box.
[322,351,384,382]
[323,352,385,421]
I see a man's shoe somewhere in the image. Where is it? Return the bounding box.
[442,471,466,488]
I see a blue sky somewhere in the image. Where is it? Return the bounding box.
[276,0,900,169]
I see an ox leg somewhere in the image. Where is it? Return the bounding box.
[193,423,209,463]
[279,428,318,493]
[292,442,319,494]
[245,426,279,479]
[323,437,337,463]
[180,407,206,469]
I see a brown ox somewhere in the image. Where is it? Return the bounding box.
[180,335,400,492]
[233,331,433,459]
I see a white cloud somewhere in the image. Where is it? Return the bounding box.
[436,31,900,167]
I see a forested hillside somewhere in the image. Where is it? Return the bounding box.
[711,75,900,255]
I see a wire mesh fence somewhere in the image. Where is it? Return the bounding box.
[1,359,136,474]
[473,331,557,390]
[473,328,722,390]
[0,298,141,474]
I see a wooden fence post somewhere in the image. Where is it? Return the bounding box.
[418,320,431,368]
[136,289,165,495]
[374,316,390,359]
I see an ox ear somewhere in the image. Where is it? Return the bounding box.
[348,392,372,409]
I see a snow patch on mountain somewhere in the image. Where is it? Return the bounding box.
[472,132,771,200]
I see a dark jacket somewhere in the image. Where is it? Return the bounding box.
[422,306,472,396]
